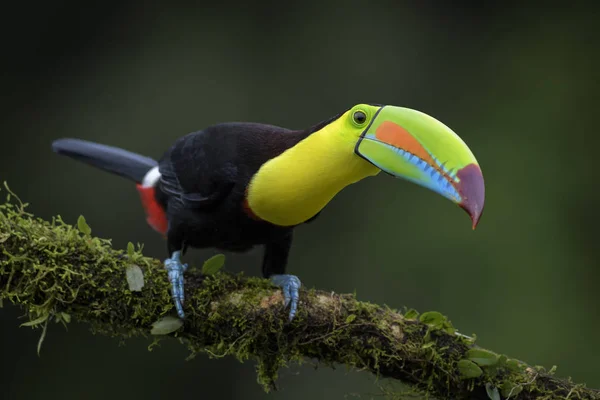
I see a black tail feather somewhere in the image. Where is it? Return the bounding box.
[52,138,157,183]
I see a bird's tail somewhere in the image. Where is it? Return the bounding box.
[51,138,168,234]
[51,138,158,183]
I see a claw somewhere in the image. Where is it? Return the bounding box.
[164,251,187,318]
[270,274,301,321]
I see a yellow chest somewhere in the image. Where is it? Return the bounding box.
[246,129,380,226]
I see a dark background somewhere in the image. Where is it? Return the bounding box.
[1,2,598,399]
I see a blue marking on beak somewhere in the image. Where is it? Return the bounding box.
[361,134,461,202]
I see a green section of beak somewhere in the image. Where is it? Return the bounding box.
[355,106,485,227]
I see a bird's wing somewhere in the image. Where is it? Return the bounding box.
[158,130,237,210]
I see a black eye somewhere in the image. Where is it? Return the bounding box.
[353,111,367,125]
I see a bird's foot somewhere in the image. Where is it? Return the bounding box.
[164,251,188,318]
[270,274,301,321]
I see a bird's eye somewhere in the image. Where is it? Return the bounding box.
[353,111,367,125]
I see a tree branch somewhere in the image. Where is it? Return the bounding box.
[0,186,597,400]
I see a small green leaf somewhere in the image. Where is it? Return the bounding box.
[404,309,419,319]
[126,264,145,291]
[127,242,135,257]
[444,325,457,335]
[501,381,523,398]
[457,359,483,379]
[506,358,524,372]
[485,383,501,400]
[150,316,183,335]
[21,313,49,327]
[202,254,226,275]
[77,215,91,235]
[421,341,435,349]
[496,354,508,366]
[60,312,71,323]
[419,311,445,329]
[466,348,499,366]
[345,314,356,324]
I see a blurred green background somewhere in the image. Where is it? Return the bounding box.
[1,2,598,399]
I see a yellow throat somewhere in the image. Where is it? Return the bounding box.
[246,113,380,226]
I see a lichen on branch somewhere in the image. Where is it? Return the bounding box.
[0,184,597,400]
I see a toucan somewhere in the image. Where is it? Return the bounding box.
[52,104,485,320]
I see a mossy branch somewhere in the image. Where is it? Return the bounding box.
[0,187,597,400]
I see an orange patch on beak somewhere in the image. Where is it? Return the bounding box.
[374,121,457,185]
[375,121,436,166]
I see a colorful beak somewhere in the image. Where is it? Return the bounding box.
[355,106,485,228]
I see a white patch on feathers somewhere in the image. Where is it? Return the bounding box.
[141,166,161,188]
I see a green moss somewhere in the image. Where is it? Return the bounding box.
[0,184,172,340]
[1,184,598,400]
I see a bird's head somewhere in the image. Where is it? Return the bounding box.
[336,103,485,228]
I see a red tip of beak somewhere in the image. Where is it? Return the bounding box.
[456,164,485,229]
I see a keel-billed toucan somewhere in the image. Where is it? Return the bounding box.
[52,104,485,320]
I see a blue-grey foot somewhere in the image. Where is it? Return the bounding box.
[270,274,301,321]
[164,251,188,318]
